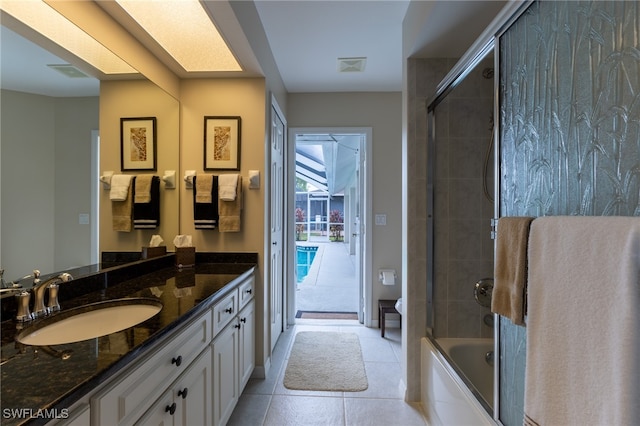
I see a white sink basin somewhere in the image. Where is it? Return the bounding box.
[16,298,162,346]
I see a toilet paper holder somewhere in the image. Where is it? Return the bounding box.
[379,269,397,285]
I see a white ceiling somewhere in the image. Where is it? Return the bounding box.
[0,1,507,96]
[254,0,506,93]
[254,0,410,92]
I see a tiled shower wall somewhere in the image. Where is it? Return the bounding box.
[404,56,496,400]
[499,1,640,424]
[432,57,496,338]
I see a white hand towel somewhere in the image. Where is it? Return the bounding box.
[524,216,640,426]
[218,174,238,201]
[109,174,133,201]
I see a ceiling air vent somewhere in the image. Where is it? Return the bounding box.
[337,57,366,73]
[47,64,90,78]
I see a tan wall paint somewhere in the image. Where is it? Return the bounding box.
[180,77,267,368]
[99,80,180,252]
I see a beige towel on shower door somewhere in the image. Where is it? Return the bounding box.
[524,216,640,426]
[491,216,534,326]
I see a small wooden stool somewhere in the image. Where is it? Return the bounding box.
[378,299,400,338]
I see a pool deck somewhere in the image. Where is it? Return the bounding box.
[295,241,358,313]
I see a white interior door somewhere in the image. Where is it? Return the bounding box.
[270,103,285,351]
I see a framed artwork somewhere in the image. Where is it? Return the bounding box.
[204,116,241,170]
[120,117,157,171]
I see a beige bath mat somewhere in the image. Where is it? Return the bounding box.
[283,331,368,392]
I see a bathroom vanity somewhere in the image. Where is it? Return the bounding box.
[0,253,256,426]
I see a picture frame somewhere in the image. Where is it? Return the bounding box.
[204,116,241,170]
[120,117,157,171]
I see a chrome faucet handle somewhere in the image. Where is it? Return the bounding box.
[15,290,34,322]
[47,283,61,313]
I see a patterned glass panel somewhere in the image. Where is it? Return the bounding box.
[499,1,640,424]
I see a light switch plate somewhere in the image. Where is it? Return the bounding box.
[79,213,90,225]
[375,214,387,226]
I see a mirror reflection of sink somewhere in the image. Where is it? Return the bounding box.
[16,298,162,346]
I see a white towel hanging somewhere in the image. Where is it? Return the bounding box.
[109,174,133,201]
[219,174,238,201]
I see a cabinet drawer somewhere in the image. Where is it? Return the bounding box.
[238,276,255,310]
[212,289,238,337]
[92,309,212,425]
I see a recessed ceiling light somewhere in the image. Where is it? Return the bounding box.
[337,57,367,73]
[115,0,241,73]
[0,1,137,75]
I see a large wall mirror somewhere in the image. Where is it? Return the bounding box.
[0,8,180,286]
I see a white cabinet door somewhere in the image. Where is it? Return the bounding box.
[175,347,212,426]
[135,389,175,426]
[212,324,238,426]
[238,300,255,390]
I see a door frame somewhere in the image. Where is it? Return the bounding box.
[269,95,287,353]
[285,127,373,327]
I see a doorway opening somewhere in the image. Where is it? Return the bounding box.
[288,129,370,324]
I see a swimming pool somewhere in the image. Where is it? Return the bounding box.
[296,246,318,283]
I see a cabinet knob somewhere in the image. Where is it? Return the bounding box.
[245,289,252,294]
[178,388,188,399]
[165,403,177,415]
[225,307,233,314]
[234,323,241,329]
[240,317,247,323]
[171,355,182,367]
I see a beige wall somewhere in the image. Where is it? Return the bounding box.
[180,77,267,367]
[179,78,266,252]
[99,80,180,252]
[287,92,404,319]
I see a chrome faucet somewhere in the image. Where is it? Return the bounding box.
[32,272,73,318]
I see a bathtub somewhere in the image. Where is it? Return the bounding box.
[421,337,496,426]
[436,338,494,407]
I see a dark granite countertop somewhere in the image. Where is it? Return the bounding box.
[0,253,256,426]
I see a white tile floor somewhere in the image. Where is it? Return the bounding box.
[228,321,428,426]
